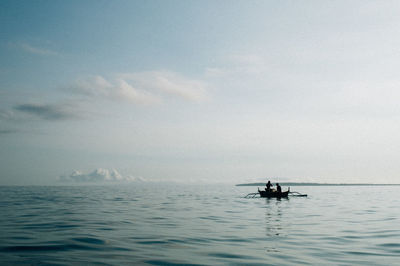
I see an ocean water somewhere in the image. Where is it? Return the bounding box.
[0,184,399,265]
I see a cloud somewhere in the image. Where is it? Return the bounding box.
[59,168,145,183]
[120,71,209,102]
[14,103,78,120]
[71,75,161,105]
[114,79,162,105]
[70,71,208,105]
[0,129,18,135]
[70,75,113,96]
[17,43,58,56]
[0,109,14,120]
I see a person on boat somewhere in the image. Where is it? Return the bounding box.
[276,183,282,194]
[265,181,273,192]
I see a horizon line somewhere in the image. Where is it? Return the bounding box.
[236,182,400,186]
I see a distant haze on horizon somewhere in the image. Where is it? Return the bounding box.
[1,1,400,185]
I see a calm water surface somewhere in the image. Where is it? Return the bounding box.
[0,184,399,265]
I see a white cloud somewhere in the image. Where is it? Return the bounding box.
[59,168,145,183]
[17,43,58,56]
[72,75,113,97]
[114,79,162,105]
[120,71,209,102]
[71,75,161,105]
[71,71,209,105]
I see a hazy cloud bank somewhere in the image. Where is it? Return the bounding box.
[0,70,209,129]
[59,168,145,183]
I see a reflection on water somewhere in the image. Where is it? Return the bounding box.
[0,185,399,265]
[264,198,287,254]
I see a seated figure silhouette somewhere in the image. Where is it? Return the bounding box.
[276,183,282,194]
[265,181,273,192]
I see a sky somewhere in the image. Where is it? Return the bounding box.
[1,0,400,185]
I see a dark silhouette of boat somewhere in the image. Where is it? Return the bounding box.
[244,187,306,198]
[258,188,289,198]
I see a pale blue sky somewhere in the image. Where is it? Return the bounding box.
[1,1,400,185]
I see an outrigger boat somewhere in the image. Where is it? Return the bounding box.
[258,188,289,198]
[244,187,307,198]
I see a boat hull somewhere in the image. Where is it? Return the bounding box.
[258,190,289,198]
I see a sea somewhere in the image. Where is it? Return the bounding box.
[0,184,399,265]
